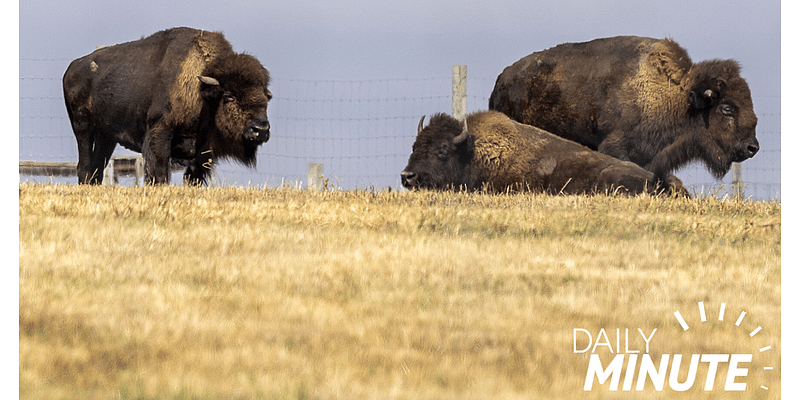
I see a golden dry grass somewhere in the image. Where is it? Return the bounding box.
[19,183,780,399]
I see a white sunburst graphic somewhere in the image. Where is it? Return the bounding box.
[673,301,774,391]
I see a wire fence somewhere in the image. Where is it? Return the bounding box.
[19,59,781,200]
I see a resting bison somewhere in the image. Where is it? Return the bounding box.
[63,27,272,184]
[488,36,759,184]
[401,111,687,195]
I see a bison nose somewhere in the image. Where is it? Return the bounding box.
[246,120,270,142]
[401,171,417,187]
[746,141,760,158]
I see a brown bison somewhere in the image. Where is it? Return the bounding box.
[488,36,759,185]
[401,111,687,195]
[63,27,272,184]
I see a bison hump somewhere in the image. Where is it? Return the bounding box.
[644,38,693,86]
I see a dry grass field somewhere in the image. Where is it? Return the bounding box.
[19,182,780,399]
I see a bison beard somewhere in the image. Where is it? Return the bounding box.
[401,111,688,196]
[488,36,759,184]
[63,27,272,185]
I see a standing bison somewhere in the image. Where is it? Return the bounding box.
[401,111,687,196]
[63,27,272,184]
[488,36,759,184]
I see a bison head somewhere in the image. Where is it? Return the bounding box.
[688,60,759,179]
[401,114,474,190]
[198,53,272,166]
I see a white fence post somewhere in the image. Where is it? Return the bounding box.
[134,157,144,186]
[308,163,324,190]
[732,162,743,201]
[100,155,145,186]
[103,158,115,185]
[452,65,467,123]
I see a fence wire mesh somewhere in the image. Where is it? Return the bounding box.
[19,59,780,200]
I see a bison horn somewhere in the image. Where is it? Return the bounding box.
[453,121,469,145]
[198,75,220,86]
[417,116,426,135]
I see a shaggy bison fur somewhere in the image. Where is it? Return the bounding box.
[63,27,272,184]
[489,36,759,184]
[401,111,687,196]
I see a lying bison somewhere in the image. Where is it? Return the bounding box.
[63,27,272,184]
[488,36,759,184]
[401,111,687,196]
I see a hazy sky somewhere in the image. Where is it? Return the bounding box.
[16,0,782,198]
[20,0,781,85]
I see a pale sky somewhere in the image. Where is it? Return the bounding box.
[17,0,782,198]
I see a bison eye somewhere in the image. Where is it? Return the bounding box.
[223,93,235,103]
[720,104,735,117]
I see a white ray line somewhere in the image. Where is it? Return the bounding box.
[674,311,689,330]
[760,346,771,352]
[750,326,762,337]
[698,302,707,322]
[718,302,726,321]
[761,386,769,390]
[735,311,746,326]
[764,367,773,370]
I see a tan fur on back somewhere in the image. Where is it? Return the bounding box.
[623,39,692,129]
[467,111,545,186]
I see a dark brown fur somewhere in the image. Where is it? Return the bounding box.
[488,36,759,184]
[401,111,687,196]
[63,27,272,184]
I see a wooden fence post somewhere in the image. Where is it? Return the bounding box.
[308,163,324,190]
[452,65,467,124]
[134,157,144,186]
[732,162,743,201]
[103,158,115,185]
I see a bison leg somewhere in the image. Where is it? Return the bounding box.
[597,132,635,164]
[74,129,98,184]
[665,175,691,197]
[602,131,696,196]
[598,163,690,197]
[644,134,706,183]
[88,134,117,184]
[72,118,112,184]
[142,125,173,184]
[596,162,655,195]
[183,149,214,186]
[74,132,116,185]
